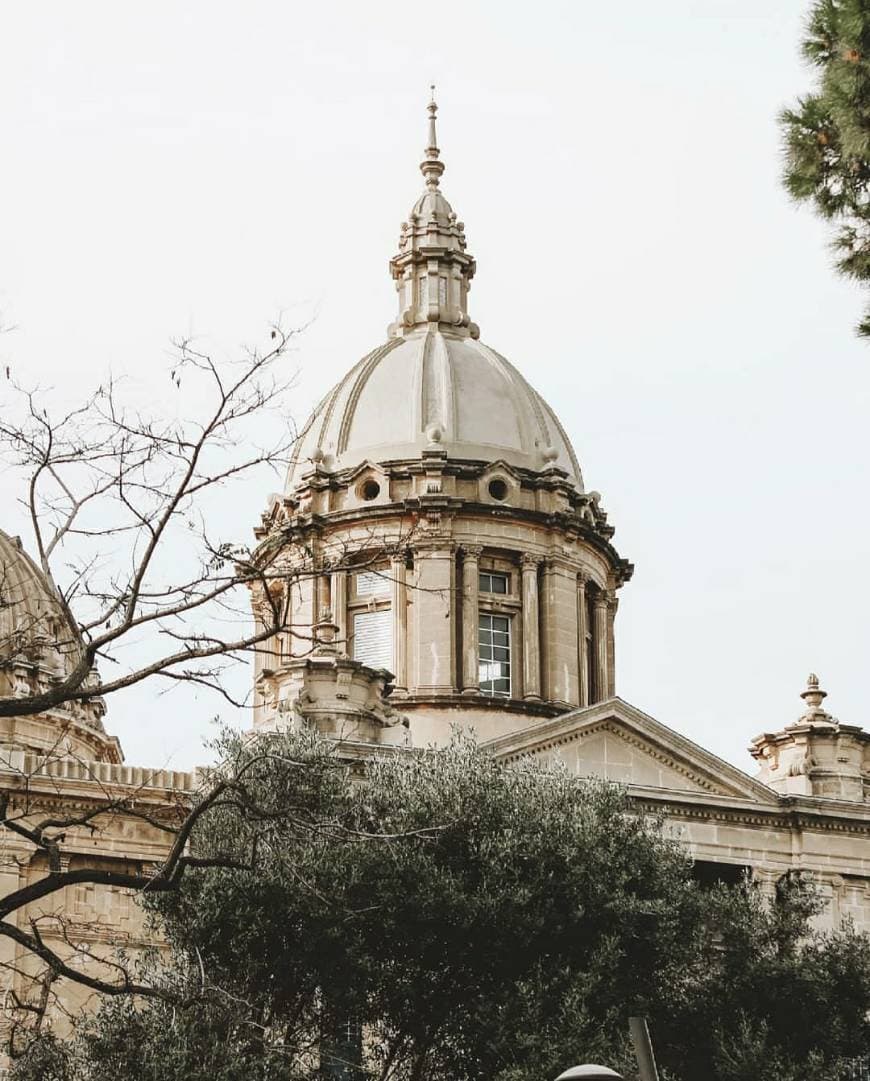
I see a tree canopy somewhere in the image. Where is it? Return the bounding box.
[11,731,870,1081]
[781,0,870,336]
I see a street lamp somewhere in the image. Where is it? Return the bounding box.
[554,1067,623,1081]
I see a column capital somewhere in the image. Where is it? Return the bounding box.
[461,544,484,560]
[520,552,541,569]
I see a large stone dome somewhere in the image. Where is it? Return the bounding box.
[287,328,582,490]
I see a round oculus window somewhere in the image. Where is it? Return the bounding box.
[488,478,509,501]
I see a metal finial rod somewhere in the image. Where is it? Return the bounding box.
[427,84,439,153]
[420,84,444,190]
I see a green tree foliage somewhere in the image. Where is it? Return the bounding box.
[11,731,870,1081]
[781,0,870,335]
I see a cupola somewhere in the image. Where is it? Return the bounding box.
[254,95,632,749]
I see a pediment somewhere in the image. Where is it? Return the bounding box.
[481,697,778,804]
[480,459,524,483]
[344,459,388,483]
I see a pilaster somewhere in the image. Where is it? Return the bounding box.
[411,542,457,695]
[461,546,483,695]
[521,554,541,701]
[330,569,348,654]
[390,555,408,692]
[541,558,580,707]
[577,573,589,707]
[606,589,618,698]
[593,591,609,703]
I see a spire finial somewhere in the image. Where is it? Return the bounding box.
[421,85,444,191]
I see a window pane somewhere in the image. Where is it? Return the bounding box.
[478,612,511,697]
[353,609,393,670]
[355,570,389,597]
[479,572,508,595]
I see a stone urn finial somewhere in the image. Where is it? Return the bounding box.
[797,672,834,725]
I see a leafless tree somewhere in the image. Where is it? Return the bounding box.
[0,325,416,1051]
[0,326,306,716]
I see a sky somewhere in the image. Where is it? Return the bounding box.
[1,0,868,773]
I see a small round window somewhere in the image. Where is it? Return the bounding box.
[360,479,381,501]
[488,478,509,501]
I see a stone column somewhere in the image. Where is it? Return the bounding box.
[0,853,27,1012]
[577,573,589,707]
[593,591,609,702]
[315,571,331,625]
[521,554,541,701]
[292,572,316,657]
[412,542,456,695]
[606,589,618,698]
[460,546,482,695]
[390,554,408,692]
[542,559,580,707]
[330,569,348,654]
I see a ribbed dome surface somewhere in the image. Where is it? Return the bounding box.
[0,530,69,663]
[288,328,583,490]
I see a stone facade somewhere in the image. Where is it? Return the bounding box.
[2,95,870,1045]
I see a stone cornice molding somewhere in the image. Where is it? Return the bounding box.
[266,499,632,584]
[397,692,562,719]
[628,790,870,836]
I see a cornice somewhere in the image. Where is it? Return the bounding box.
[397,693,563,719]
[628,789,870,835]
[277,501,630,582]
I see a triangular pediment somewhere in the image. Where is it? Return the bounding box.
[481,697,778,804]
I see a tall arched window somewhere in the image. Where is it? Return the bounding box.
[349,568,393,670]
[586,585,598,704]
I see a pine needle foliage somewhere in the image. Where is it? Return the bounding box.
[781,0,870,335]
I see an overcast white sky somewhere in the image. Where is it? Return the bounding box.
[2,1,868,774]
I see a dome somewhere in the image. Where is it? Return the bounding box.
[288,328,583,489]
[0,528,121,762]
[0,529,70,667]
[287,94,582,494]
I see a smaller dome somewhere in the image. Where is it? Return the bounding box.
[410,187,455,224]
[0,530,70,668]
[0,529,121,762]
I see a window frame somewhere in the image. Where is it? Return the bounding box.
[474,555,522,699]
[348,564,392,670]
[479,570,510,595]
[478,610,512,697]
